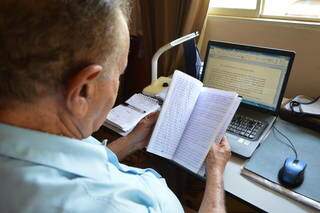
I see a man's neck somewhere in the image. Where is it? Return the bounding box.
[0,99,83,139]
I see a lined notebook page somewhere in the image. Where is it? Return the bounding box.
[198,97,241,177]
[173,88,238,173]
[147,71,203,159]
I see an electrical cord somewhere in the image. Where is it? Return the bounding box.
[289,95,320,116]
[272,117,298,160]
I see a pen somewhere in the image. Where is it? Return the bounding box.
[123,103,146,114]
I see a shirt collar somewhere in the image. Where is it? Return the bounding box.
[0,123,109,181]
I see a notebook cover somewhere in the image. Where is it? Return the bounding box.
[244,118,320,203]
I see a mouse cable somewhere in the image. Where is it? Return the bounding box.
[272,118,298,160]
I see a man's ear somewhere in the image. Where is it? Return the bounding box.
[65,65,103,118]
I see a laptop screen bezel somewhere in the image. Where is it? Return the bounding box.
[201,40,295,116]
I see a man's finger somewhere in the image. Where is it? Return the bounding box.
[219,137,230,149]
[218,137,226,145]
[221,137,231,151]
[144,112,159,123]
[139,112,159,127]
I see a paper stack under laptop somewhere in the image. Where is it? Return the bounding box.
[104,94,160,136]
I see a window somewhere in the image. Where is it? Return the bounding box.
[209,0,262,17]
[210,0,258,9]
[209,0,320,22]
[263,0,320,20]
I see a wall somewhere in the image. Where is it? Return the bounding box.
[200,16,320,97]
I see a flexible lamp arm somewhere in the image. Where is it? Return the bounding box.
[151,32,199,82]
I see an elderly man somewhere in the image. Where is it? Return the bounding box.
[0,0,231,212]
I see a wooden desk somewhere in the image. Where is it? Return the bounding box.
[93,126,317,213]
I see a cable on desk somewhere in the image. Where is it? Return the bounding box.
[272,117,298,160]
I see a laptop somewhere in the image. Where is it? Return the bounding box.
[201,41,295,158]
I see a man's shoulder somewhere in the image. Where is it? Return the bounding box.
[0,157,108,213]
[0,158,150,213]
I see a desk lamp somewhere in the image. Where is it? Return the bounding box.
[151,32,199,82]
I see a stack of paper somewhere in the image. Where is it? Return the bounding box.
[104,94,160,136]
[284,95,320,116]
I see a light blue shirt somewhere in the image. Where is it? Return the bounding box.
[0,123,183,213]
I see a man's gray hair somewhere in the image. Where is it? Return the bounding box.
[0,0,130,104]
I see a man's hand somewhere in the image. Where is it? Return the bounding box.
[126,112,159,151]
[199,137,231,213]
[205,137,231,175]
[107,112,159,161]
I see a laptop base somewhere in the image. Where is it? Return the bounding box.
[227,108,276,158]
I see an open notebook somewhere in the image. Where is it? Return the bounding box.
[147,70,241,176]
[104,94,160,136]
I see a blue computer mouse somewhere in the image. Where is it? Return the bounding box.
[278,157,307,188]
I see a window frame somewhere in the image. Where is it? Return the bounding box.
[209,0,320,23]
[209,0,262,18]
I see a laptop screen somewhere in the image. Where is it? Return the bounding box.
[202,41,294,113]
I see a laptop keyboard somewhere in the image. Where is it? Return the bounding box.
[227,115,267,141]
